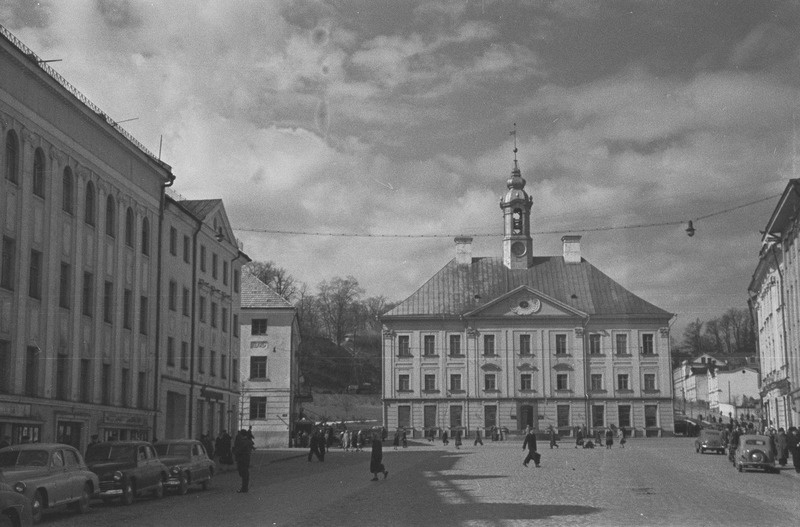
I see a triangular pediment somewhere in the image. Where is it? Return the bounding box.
[464,285,587,319]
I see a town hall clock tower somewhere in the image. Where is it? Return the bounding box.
[500,142,533,270]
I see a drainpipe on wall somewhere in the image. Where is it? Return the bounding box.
[152,173,175,439]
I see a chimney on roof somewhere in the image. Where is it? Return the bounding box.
[562,235,582,264]
[455,236,473,266]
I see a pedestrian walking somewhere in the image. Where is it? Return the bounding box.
[219,430,234,470]
[232,429,254,493]
[787,427,800,473]
[575,427,584,448]
[474,427,483,446]
[522,427,540,467]
[369,433,389,481]
[454,429,462,449]
[548,426,559,449]
[401,429,408,448]
[618,426,626,448]
[777,428,789,466]
[201,432,215,459]
[442,429,449,445]
[308,428,325,462]
[393,429,400,450]
[605,427,614,449]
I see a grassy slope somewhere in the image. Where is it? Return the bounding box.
[300,392,383,424]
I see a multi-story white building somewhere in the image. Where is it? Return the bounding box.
[157,197,248,440]
[750,179,800,429]
[707,367,760,415]
[381,154,674,438]
[0,26,172,446]
[238,270,299,447]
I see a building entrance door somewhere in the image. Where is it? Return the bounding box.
[519,403,537,430]
[56,421,82,450]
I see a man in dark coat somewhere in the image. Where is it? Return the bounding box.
[308,428,325,462]
[788,427,800,473]
[522,427,540,467]
[369,433,388,481]
[232,429,254,493]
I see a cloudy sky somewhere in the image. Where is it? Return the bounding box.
[3,0,799,337]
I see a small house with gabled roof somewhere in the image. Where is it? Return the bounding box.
[381,151,674,439]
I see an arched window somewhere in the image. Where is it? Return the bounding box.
[105,195,116,237]
[84,181,95,225]
[32,148,45,198]
[62,167,74,213]
[125,208,134,247]
[141,217,150,256]
[5,130,18,184]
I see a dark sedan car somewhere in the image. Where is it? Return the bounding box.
[674,418,701,437]
[85,442,168,505]
[0,475,32,527]
[154,440,214,495]
[734,434,779,473]
[0,444,98,523]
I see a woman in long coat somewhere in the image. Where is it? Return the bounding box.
[370,434,389,481]
[776,428,789,465]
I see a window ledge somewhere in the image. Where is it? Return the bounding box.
[422,354,440,358]
[555,389,573,393]
[448,354,466,359]
[642,389,660,394]
[519,389,537,393]
[617,389,634,394]
[397,354,414,359]
[589,389,607,394]
[448,389,466,394]
[589,354,606,358]
[640,354,659,358]
[483,389,501,393]
[518,354,535,358]
[397,389,414,393]
[422,389,440,394]
[615,353,632,358]
[554,354,572,358]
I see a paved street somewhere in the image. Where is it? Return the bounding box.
[42,436,800,527]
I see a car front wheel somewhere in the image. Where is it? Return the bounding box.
[31,490,44,523]
[76,483,92,513]
[122,481,135,506]
[178,474,189,495]
[152,479,164,499]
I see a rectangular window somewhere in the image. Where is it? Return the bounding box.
[223,261,229,285]
[249,397,267,419]
[449,334,461,356]
[398,335,410,356]
[221,354,227,379]
[197,347,205,373]
[252,319,267,335]
[182,287,190,316]
[449,374,461,392]
[1,237,16,290]
[222,307,228,333]
[199,297,206,323]
[592,405,605,429]
[102,364,111,405]
[423,335,435,356]
[449,405,462,429]
[641,334,654,355]
[210,350,216,376]
[169,227,177,256]
[139,296,148,334]
[233,314,239,337]
[618,405,632,429]
[183,235,191,263]
[233,270,240,293]
[644,373,657,391]
[81,272,93,316]
[56,354,68,400]
[79,359,91,403]
[644,405,658,428]
[484,374,496,391]
[168,280,177,311]
[424,405,436,430]
[212,253,218,279]
[424,374,436,391]
[398,405,411,428]
[590,373,603,391]
[232,359,239,383]
[555,334,567,355]
[616,334,628,355]
[29,250,42,299]
[211,302,218,328]
[589,334,601,355]
[137,372,147,409]
[25,347,38,396]
[103,281,114,323]
[121,368,130,407]
[519,334,531,356]
[250,356,267,379]
[167,337,175,366]
[557,405,570,429]
[59,262,71,308]
[398,374,410,391]
[483,334,495,356]
[123,289,132,329]
[484,405,497,429]
[520,373,532,391]
[617,373,630,391]
[556,373,569,390]
[200,245,206,272]
[181,341,189,370]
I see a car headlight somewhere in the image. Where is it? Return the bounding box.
[113,471,123,481]
[13,481,25,494]
[170,466,180,475]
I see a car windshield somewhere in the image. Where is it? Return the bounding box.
[745,439,766,446]
[85,445,136,463]
[0,450,49,467]
[154,444,191,457]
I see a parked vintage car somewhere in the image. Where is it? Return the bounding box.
[85,441,168,505]
[694,429,725,454]
[0,474,33,527]
[674,417,701,437]
[153,440,214,495]
[734,434,778,473]
[0,443,98,523]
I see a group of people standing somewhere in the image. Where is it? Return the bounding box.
[725,424,800,472]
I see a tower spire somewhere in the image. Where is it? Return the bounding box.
[500,123,533,269]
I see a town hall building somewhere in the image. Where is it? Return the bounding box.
[380,151,675,439]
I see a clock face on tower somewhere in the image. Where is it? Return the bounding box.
[511,241,527,256]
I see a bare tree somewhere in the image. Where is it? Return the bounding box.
[244,260,298,301]
[316,276,364,345]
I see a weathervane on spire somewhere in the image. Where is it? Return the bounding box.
[510,122,518,164]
